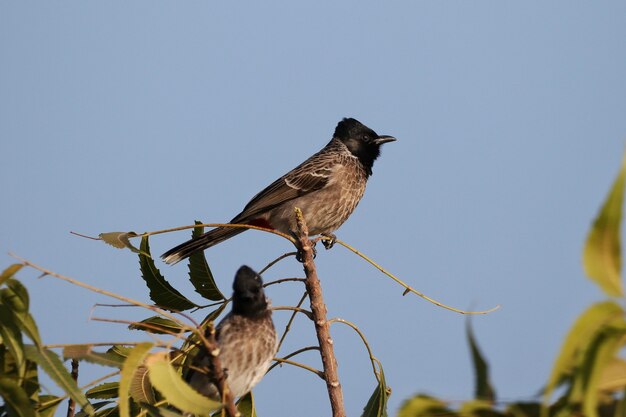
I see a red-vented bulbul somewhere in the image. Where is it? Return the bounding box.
[187,265,277,399]
[162,117,396,264]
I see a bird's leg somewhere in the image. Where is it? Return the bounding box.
[321,233,336,250]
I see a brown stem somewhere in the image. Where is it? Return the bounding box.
[201,325,239,417]
[294,208,346,417]
[66,359,79,417]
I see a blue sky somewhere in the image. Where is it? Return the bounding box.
[2,2,626,416]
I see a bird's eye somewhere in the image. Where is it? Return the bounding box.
[362,134,370,142]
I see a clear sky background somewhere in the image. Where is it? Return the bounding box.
[2,2,626,416]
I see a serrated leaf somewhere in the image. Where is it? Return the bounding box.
[75,401,115,417]
[145,351,221,415]
[119,342,153,417]
[583,154,626,297]
[0,264,22,287]
[130,365,155,404]
[100,232,142,254]
[86,383,119,400]
[188,222,224,301]
[23,345,94,416]
[0,377,36,417]
[128,316,185,335]
[467,320,496,402]
[139,236,196,312]
[361,366,389,417]
[106,345,132,361]
[397,395,451,417]
[544,301,624,405]
[63,345,125,368]
[458,399,501,416]
[580,325,626,417]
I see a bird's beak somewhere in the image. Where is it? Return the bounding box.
[374,135,397,145]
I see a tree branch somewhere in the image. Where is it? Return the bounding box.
[294,208,346,417]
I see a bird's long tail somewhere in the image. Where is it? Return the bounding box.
[161,226,247,265]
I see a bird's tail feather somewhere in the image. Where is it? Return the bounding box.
[161,226,247,264]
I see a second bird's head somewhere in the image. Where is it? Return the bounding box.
[231,265,269,317]
[334,117,396,175]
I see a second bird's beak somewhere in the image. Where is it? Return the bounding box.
[374,135,397,145]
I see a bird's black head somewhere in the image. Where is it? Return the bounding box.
[333,118,396,176]
[231,265,268,318]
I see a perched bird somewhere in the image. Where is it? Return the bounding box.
[162,117,396,265]
[187,265,277,400]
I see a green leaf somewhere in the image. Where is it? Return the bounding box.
[361,366,389,417]
[145,351,221,415]
[236,392,256,417]
[188,222,224,301]
[397,395,451,417]
[0,377,36,417]
[99,232,143,254]
[544,301,624,405]
[37,395,63,417]
[86,383,120,400]
[118,342,153,417]
[63,345,125,368]
[1,280,41,347]
[597,358,626,393]
[142,403,186,417]
[580,325,626,417]
[583,154,626,297]
[130,365,155,404]
[467,320,496,402]
[0,304,25,378]
[458,400,502,416]
[23,345,94,416]
[128,316,185,335]
[0,264,23,287]
[139,236,196,312]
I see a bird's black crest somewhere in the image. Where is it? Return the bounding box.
[232,265,268,317]
[334,118,374,140]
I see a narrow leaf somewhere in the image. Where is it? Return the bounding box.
[23,345,94,416]
[397,395,450,417]
[86,383,119,400]
[118,342,153,417]
[361,367,389,417]
[99,232,142,254]
[544,301,624,404]
[142,403,186,417]
[1,280,41,346]
[0,264,22,287]
[128,316,185,335]
[139,236,196,312]
[37,395,63,417]
[597,358,626,392]
[0,304,25,378]
[583,154,626,296]
[188,222,224,301]
[145,351,221,415]
[0,377,36,417]
[581,325,626,417]
[63,345,125,368]
[466,320,496,402]
[236,392,256,417]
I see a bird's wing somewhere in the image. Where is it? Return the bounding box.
[234,159,334,221]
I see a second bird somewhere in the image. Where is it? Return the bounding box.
[162,117,396,265]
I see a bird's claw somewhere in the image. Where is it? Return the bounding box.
[295,240,317,263]
[321,233,336,250]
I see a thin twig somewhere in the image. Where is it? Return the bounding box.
[329,238,501,315]
[267,346,320,373]
[276,292,309,352]
[259,252,298,274]
[264,277,306,287]
[272,306,313,320]
[329,318,380,381]
[294,208,346,417]
[270,358,325,379]
[66,359,79,417]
